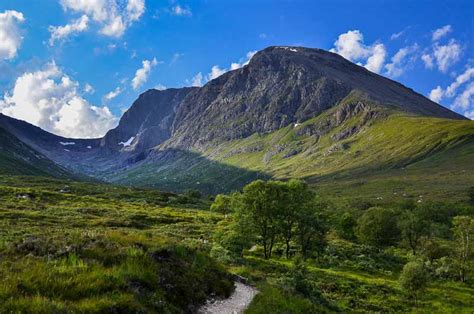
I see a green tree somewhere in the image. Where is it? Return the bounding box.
[279,179,314,258]
[399,260,430,306]
[210,194,232,215]
[398,211,430,255]
[356,207,400,248]
[295,199,328,259]
[238,180,286,259]
[336,212,357,240]
[451,216,473,282]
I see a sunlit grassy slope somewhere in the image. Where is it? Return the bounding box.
[109,104,474,200]
[0,176,233,312]
[1,176,472,313]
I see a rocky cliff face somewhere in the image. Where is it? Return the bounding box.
[101,87,196,152]
[101,46,464,153]
[0,46,468,190]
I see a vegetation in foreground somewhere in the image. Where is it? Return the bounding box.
[0,175,472,313]
[210,179,474,312]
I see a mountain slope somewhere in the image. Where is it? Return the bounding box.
[164,47,463,150]
[0,46,471,197]
[0,126,72,178]
[107,101,474,196]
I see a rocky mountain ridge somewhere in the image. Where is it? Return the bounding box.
[0,46,471,192]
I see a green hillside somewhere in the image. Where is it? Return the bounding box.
[0,127,72,178]
[106,104,474,200]
[0,175,472,312]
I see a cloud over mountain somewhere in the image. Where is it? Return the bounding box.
[0,10,25,60]
[0,62,118,138]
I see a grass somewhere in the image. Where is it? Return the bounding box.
[0,174,472,312]
[0,175,233,312]
[98,103,474,202]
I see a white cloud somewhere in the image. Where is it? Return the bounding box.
[464,110,474,120]
[104,86,122,100]
[429,86,444,103]
[385,44,418,77]
[155,84,166,90]
[432,25,452,41]
[453,82,474,110]
[59,0,145,38]
[445,67,474,97]
[0,62,118,138]
[433,40,462,72]
[126,0,146,21]
[330,30,386,73]
[171,5,192,16]
[48,14,89,45]
[421,54,434,69]
[365,43,386,74]
[131,58,158,90]
[0,10,25,60]
[190,72,203,87]
[207,65,226,80]
[390,30,404,40]
[428,67,474,107]
[188,51,257,87]
[84,83,94,93]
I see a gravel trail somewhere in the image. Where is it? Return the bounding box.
[199,282,258,314]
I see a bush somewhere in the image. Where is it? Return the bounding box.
[356,207,400,248]
[336,212,357,240]
[210,194,232,215]
[399,260,429,305]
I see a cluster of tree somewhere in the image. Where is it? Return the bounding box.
[212,179,328,259]
[212,180,473,284]
[335,202,473,283]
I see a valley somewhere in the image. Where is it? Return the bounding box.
[0,46,472,313]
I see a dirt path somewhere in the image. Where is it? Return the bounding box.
[199,282,258,314]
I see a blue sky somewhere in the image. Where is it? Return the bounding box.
[0,0,473,138]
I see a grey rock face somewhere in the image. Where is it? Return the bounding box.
[101,87,196,152]
[164,47,463,150]
[0,46,466,187]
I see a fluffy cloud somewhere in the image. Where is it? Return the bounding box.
[365,44,387,74]
[131,58,158,90]
[464,110,474,120]
[190,72,203,87]
[48,15,89,45]
[0,10,25,60]
[171,5,192,16]
[104,86,122,100]
[188,51,256,87]
[385,44,418,77]
[0,62,118,138]
[84,83,94,93]
[207,65,226,80]
[429,86,444,103]
[433,40,462,73]
[453,82,474,111]
[445,67,474,97]
[330,30,386,73]
[428,67,474,118]
[421,54,434,69]
[154,84,166,91]
[59,0,145,38]
[432,25,452,41]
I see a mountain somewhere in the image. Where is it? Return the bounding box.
[0,123,72,178]
[1,46,472,197]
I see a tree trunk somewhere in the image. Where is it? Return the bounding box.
[285,238,291,259]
